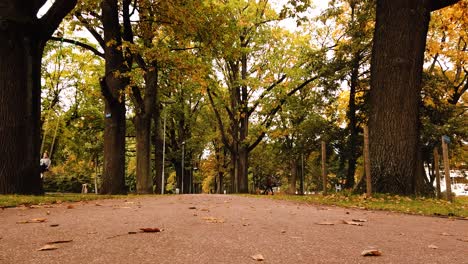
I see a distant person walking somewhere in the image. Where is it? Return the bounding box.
[40,152,51,178]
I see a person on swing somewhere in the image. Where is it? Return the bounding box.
[40,151,51,178]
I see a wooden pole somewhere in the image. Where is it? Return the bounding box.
[321,140,327,195]
[433,147,441,199]
[441,137,452,202]
[363,126,372,197]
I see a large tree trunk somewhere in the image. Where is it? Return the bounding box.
[99,0,128,194]
[238,146,249,193]
[0,24,43,194]
[135,114,152,194]
[0,0,77,194]
[153,104,163,193]
[369,0,446,195]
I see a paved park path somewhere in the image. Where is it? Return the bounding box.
[1,194,467,264]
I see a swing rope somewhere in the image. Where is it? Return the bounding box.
[40,34,65,158]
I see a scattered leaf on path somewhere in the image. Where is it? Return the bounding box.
[456,238,468,242]
[128,231,137,234]
[352,219,367,222]
[140,228,161,233]
[66,205,74,209]
[202,217,225,223]
[47,240,73,244]
[281,230,286,233]
[49,224,59,227]
[428,244,438,249]
[242,223,249,226]
[17,218,47,224]
[188,206,197,210]
[38,244,58,251]
[95,203,102,206]
[316,222,335,226]
[200,208,210,212]
[342,220,363,226]
[361,249,382,256]
[251,254,265,261]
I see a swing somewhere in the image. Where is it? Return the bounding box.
[40,113,60,160]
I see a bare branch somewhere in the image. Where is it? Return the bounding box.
[49,36,104,58]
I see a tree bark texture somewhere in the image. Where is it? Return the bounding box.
[0,0,77,194]
[135,115,152,194]
[368,0,431,195]
[345,53,360,189]
[152,104,163,193]
[99,0,128,194]
[134,67,157,194]
[287,159,298,194]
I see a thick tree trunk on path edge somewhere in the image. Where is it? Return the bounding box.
[368,0,430,195]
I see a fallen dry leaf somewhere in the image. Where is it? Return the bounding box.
[242,223,249,226]
[316,221,335,226]
[200,208,210,212]
[251,254,265,261]
[281,230,286,234]
[202,217,225,223]
[361,249,382,256]
[342,220,363,226]
[139,228,161,233]
[95,203,102,206]
[188,206,197,210]
[128,231,137,234]
[17,218,47,224]
[66,205,74,209]
[38,244,58,251]
[352,219,367,222]
[456,238,468,242]
[49,224,59,227]
[428,244,438,249]
[47,240,73,244]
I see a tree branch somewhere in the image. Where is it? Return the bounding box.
[207,88,233,152]
[248,74,287,116]
[429,0,461,11]
[39,0,78,39]
[75,12,106,50]
[49,36,104,58]
[248,75,319,152]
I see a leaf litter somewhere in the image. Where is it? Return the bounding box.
[251,254,265,261]
[17,218,47,224]
[361,249,382,256]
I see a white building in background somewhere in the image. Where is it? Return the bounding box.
[437,170,468,196]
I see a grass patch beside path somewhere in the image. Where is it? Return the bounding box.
[248,193,468,218]
[0,193,134,208]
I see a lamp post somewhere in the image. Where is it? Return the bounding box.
[161,110,167,194]
[181,141,185,194]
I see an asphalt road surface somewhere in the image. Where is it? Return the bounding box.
[0,194,467,264]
